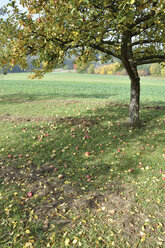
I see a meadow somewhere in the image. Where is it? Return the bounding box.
[0,73,165,248]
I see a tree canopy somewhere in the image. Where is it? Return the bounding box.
[0,0,165,124]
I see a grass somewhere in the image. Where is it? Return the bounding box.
[0,73,165,248]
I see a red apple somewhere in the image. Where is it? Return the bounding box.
[27,192,33,197]
[85,152,90,157]
[58,174,64,179]
[86,174,91,179]
[129,169,134,173]
[54,168,58,171]
[8,154,12,158]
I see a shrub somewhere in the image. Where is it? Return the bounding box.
[94,62,121,75]
[138,69,150,76]
[87,64,95,74]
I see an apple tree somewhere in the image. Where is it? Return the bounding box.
[1,0,165,124]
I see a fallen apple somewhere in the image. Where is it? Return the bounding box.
[85,152,90,157]
[58,174,64,179]
[27,192,33,197]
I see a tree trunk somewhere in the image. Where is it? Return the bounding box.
[121,33,141,125]
[129,77,140,124]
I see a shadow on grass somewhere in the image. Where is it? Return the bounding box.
[0,102,164,229]
[0,92,117,104]
[1,102,164,183]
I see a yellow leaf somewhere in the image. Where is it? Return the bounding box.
[141,236,146,242]
[34,215,38,220]
[30,210,34,215]
[65,238,70,246]
[63,232,68,238]
[78,241,82,246]
[23,242,33,248]
[72,238,78,244]
[64,181,70,184]
[140,231,146,242]
[142,226,145,231]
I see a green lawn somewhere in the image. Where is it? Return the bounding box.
[0,73,165,248]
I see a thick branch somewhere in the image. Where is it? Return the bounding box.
[121,33,139,80]
[102,40,120,45]
[132,13,154,27]
[136,55,165,65]
[89,44,121,59]
[132,39,162,46]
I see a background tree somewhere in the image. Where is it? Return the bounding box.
[0,4,20,74]
[0,6,8,74]
[150,63,161,76]
[1,0,165,124]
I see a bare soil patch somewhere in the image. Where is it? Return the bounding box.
[0,115,98,127]
[0,159,156,245]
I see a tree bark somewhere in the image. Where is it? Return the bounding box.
[121,33,141,125]
[129,77,140,124]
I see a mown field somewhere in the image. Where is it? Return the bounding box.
[0,73,165,248]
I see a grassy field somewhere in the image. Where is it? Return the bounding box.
[0,73,165,248]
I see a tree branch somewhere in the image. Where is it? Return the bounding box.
[136,55,165,65]
[132,39,162,46]
[89,43,121,59]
